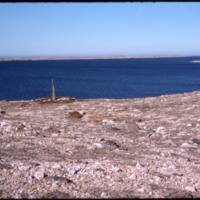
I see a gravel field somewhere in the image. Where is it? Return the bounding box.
[0,91,200,198]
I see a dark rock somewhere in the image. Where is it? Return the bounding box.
[103,140,120,150]
[95,168,106,174]
[31,162,40,167]
[105,140,120,147]
[173,173,183,177]
[192,138,200,145]
[150,184,163,190]
[0,110,6,114]
[17,123,25,131]
[111,126,121,131]
[46,126,61,133]
[44,173,48,178]
[74,168,81,174]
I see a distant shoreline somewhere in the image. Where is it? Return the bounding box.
[0,55,199,62]
[0,90,199,102]
[0,90,199,103]
[190,60,200,63]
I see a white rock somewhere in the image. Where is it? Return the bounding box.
[111,165,119,172]
[156,126,166,134]
[51,163,61,169]
[68,165,82,175]
[154,176,161,184]
[185,186,196,192]
[90,123,96,127]
[6,144,11,148]
[33,168,45,180]
[0,121,7,127]
[137,187,145,193]
[106,175,111,179]
[87,146,93,150]
[181,143,193,148]
[50,182,58,190]
[138,136,146,141]
[100,192,108,198]
[18,165,30,171]
[79,111,86,115]
[102,119,115,126]
[168,164,176,170]
[136,162,142,168]
[129,174,135,180]
[93,143,103,148]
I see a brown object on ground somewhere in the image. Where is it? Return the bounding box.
[0,110,6,114]
[69,111,84,119]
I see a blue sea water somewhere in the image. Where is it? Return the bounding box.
[0,57,200,100]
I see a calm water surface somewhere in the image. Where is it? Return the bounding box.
[0,57,200,100]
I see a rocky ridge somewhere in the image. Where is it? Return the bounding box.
[0,91,200,198]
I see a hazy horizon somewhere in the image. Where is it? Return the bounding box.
[1,54,200,60]
[0,3,200,57]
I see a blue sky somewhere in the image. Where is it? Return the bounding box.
[0,3,200,57]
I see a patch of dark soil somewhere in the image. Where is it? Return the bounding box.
[71,146,104,160]
[42,190,71,199]
[45,126,61,133]
[164,188,193,198]
[0,147,38,161]
[0,190,3,197]
[19,102,30,107]
[89,187,139,198]
[0,163,13,170]
[20,192,29,199]
[45,176,74,183]
[150,184,163,191]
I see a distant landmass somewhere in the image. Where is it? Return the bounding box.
[191,60,200,63]
[0,55,199,61]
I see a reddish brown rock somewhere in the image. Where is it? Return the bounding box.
[69,111,84,119]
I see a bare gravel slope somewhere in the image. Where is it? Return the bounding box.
[0,91,200,198]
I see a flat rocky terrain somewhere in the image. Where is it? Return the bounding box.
[0,91,200,198]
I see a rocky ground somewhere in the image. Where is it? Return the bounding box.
[0,91,200,198]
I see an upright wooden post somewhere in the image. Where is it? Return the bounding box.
[51,79,56,101]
